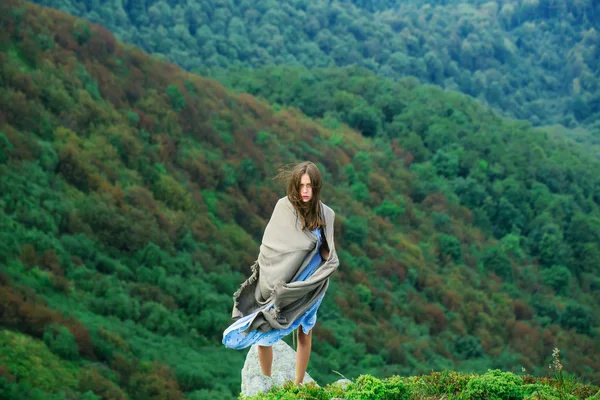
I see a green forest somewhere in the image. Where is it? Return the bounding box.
[29,0,600,156]
[0,0,599,399]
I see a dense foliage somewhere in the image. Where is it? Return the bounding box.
[30,0,600,152]
[244,369,600,400]
[215,63,600,282]
[0,1,599,399]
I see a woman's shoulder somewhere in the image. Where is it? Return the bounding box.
[272,196,294,215]
[276,196,293,209]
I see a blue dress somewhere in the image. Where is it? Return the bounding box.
[222,228,324,349]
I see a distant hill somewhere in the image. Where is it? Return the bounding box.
[30,0,600,150]
[0,1,599,399]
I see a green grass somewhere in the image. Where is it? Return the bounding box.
[242,369,600,400]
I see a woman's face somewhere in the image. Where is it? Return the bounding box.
[299,173,313,202]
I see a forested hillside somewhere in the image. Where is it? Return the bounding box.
[30,0,600,151]
[0,1,599,399]
[216,63,600,317]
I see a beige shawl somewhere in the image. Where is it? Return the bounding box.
[231,196,339,333]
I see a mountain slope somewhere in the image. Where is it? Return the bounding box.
[0,1,599,399]
[215,63,600,273]
[30,0,600,144]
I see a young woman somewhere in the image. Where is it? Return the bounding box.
[222,161,339,385]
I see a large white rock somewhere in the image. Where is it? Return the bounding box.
[241,340,317,397]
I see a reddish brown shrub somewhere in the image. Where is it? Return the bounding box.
[110,353,138,386]
[57,146,100,192]
[20,244,39,269]
[0,284,95,358]
[441,290,461,312]
[422,192,448,212]
[51,275,71,294]
[42,249,63,275]
[128,361,184,400]
[424,304,447,334]
[364,242,384,259]
[129,283,177,310]
[385,338,407,364]
[375,260,407,283]
[513,300,534,320]
[318,326,338,348]
[98,328,130,354]
[0,365,16,383]
[78,367,127,400]
[159,134,176,163]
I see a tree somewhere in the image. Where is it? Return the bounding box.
[166,84,186,112]
[351,182,370,203]
[78,367,127,400]
[43,324,79,360]
[388,51,410,71]
[0,132,14,163]
[352,151,373,182]
[424,122,458,153]
[235,157,261,190]
[455,335,484,359]
[438,234,462,264]
[527,220,571,267]
[374,199,405,220]
[432,149,459,178]
[128,362,184,400]
[425,51,445,84]
[348,104,382,137]
[355,284,373,306]
[482,246,513,281]
[541,265,571,294]
[559,303,594,335]
[453,177,488,208]
[500,234,524,259]
[566,214,600,275]
[344,216,369,245]
[492,197,525,237]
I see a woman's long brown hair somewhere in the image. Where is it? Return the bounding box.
[276,161,326,231]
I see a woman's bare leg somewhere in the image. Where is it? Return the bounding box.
[257,345,273,377]
[295,329,312,384]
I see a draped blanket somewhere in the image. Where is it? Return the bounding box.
[231,196,339,333]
